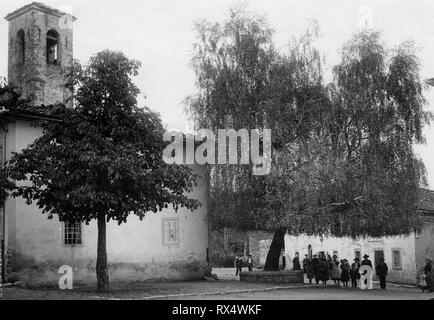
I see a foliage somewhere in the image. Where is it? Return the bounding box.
[187,6,431,248]
[187,6,327,233]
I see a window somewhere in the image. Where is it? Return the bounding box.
[308,245,312,260]
[392,249,402,270]
[16,29,25,64]
[162,218,179,246]
[63,221,82,246]
[354,249,361,261]
[47,30,59,64]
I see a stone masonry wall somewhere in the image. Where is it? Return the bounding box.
[7,7,73,106]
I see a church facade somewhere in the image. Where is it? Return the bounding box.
[0,2,210,286]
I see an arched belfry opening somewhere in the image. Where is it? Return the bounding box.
[16,29,25,64]
[6,2,75,106]
[46,29,59,64]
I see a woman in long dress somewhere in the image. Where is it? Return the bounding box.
[330,255,341,286]
[340,259,350,287]
[306,258,315,284]
[319,255,330,285]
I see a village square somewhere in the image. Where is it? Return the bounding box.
[0,1,434,302]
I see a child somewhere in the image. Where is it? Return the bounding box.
[246,254,254,272]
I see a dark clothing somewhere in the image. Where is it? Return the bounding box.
[312,258,321,284]
[424,261,433,292]
[293,257,301,270]
[235,257,244,276]
[350,262,360,288]
[302,258,309,273]
[246,257,253,272]
[361,259,373,285]
[306,260,315,282]
[362,259,372,268]
[379,275,387,289]
[319,259,330,283]
[424,261,432,276]
[340,262,350,283]
[376,262,388,289]
[235,257,244,267]
[376,262,388,277]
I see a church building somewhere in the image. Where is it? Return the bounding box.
[0,2,210,286]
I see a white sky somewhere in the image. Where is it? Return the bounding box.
[1,0,434,187]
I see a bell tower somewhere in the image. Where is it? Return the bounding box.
[5,2,76,106]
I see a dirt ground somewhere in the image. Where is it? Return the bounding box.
[1,268,433,300]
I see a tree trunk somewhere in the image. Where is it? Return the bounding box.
[264,228,286,271]
[223,227,229,255]
[243,231,249,257]
[97,214,109,291]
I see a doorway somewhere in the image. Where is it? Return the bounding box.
[374,250,384,274]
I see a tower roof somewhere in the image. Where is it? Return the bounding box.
[5,2,77,21]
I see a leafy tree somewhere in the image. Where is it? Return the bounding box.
[186,6,327,269]
[5,51,199,290]
[187,6,431,271]
[260,32,431,270]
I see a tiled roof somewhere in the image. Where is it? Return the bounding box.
[5,2,76,21]
[418,188,434,213]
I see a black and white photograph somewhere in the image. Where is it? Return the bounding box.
[0,0,433,308]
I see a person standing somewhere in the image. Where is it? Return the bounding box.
[319,254,330,285]
[246,254,254,272]
[292,252,301,270]
[350,258,361,288]
[312,254,321,284]
[340,259,350,287]
[361,254,372,286]
[376,257,388,289]
[423,257,433,292]
[306,258,315,284]
[234,254,244,277]
[302,254,309,273]
[330,255,341,286]
[361,254,372,268]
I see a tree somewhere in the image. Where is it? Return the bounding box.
[260,32,431,269]
[5,51,200,290]
[187,5,431,271]
[186,6,327,269]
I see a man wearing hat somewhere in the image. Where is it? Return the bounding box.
[361,254,372,268]
[350,257,361,287]
[361,254,372,286]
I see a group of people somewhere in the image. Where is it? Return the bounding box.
[294,253,389,289]
[234,254,254,276]
[234,252,433,292]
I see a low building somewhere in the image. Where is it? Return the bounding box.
[249,189,434,284]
